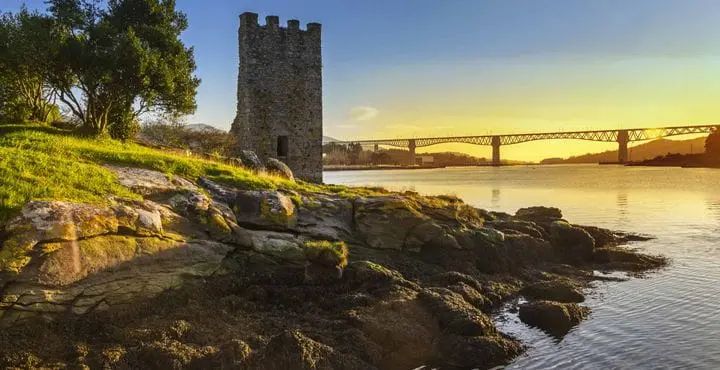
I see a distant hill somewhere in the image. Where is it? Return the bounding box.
[323,136,340,143]
[186,123,223,132]
[541,137,707,164]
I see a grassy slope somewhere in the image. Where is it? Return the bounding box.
[0,123,376,224]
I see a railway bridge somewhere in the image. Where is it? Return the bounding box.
[331,125,720,165]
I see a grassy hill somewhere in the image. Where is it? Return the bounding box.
[541,137,707,164]
[0,123,369,224]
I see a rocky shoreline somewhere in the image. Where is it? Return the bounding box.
[0,165,666,369]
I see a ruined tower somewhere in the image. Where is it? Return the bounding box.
[231,12,323,183]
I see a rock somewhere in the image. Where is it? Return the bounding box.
[237,150,264,172]
[296,194,354,240]
[577,225,617,248]
[434,334,524,369]
[476,227,506,243]
[515,206,562,222]
[105,165,198,197]
[354,196,447,251]
[244,230,305,261]
[216,339,252,368]
[550,221,596,264]
[234,190,297,229]
[487,219,547,239]
[520,280,585,303]
[265,158,295,181]
[0,240,233,326]
[253,330,372,370]
[419,288,496,336]
[1,201,120,273]
[519,300,590,337]
[594,246,667,271]
[447,282,491,310]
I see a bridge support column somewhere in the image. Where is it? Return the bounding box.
[373,144,379,152]
[408,139,416,166]
[617,130,629,164]
[492,136,501,166]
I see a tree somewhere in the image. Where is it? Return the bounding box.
[47,0,200,136]
[347,142,362,165]
[705,129,720,160]
[0,8,59,122]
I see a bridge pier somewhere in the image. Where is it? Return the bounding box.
[373,144,379,152]
[617,130,629,163]
[492,136,501,166]
[408,139,416,166]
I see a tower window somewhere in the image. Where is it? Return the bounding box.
[277,135,289,158]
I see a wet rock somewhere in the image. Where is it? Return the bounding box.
[578,225,617,248]
[520,280,584,303]
[237,150,264,172]
[265,157,295,181]
[519,300,590,337]
[550,221,596,264]
[487,219,547,239]
[419,288,496,336]
[594,246,667,271]
[447,282,491,310]
[515,206,563,223]
[434,334,524,369]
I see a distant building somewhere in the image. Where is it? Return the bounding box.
[231,12,323,183]
[417,155,435,165]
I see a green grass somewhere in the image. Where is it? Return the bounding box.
[0,123,383,224]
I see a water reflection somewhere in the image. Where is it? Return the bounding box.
[491,188,501,208]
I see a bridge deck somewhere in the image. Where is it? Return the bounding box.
[333,124,720,148]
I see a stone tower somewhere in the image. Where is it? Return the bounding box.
[231,12,323,183]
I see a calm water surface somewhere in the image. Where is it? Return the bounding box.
[325,165,720,369]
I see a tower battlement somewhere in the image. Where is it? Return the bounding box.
[231,12,323,183]
[240,12,321,33]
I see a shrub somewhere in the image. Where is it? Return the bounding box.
[304,240,349,269]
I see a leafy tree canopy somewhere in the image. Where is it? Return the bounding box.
[47,0,200,136]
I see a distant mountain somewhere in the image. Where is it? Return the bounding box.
[323,136,340,143]
[541,137,707,164]
[186,123,224,132]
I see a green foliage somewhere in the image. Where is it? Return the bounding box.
[47,0,200,136]
[0,8,58,123]
[705,129,720,159]
[108,104,141,140]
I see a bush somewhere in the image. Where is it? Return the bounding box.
[139,120,236,157]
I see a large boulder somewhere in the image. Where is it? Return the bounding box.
[265,158,295,181]
[515,206,562,223]
[519,300,590,338]
[520,280,585,303]
[237,150,265,172]
[434,334,524,369]
[419,288,496,336]
[353,196,450,251]
[296,194,354,241]
[234,190,297,229]
[549,221,596,264]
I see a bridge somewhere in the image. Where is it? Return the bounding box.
[330,124,720,165]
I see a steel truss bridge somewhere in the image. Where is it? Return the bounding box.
[329,124,720,165]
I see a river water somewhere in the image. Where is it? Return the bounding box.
[325,165,720,369]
